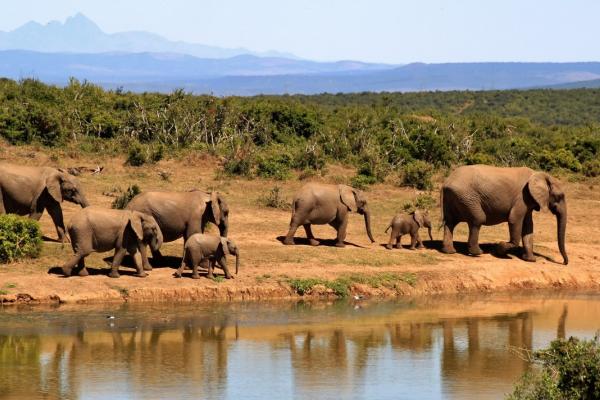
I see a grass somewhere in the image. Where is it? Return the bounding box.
[287,272,419,297]
[212,276,226,283]
[4,282,17,289]
[0,290,7,295]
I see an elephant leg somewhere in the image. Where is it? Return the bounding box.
[46,204,69,244]
[174,257,186,278]
[441,222,457,254]
[395,235,402,249]
[0,196,5,214]
[331,218,347,247]
[132,248,148,278]
[140,244,152,271]
[62,253,86,277]
[109,248,127,278]
[467,224,483,255]
[284,219,300,245]
[521,211,536,262]
[416,233,425,249]
[75,258,89,277]
[386,226,399,249]
[218,256,233,279]
[303,224,319,246]
[409,233,418,250]
[205,259,214,280]
[497,217,523,256]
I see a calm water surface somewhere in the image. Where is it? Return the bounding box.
[1,293,600,400]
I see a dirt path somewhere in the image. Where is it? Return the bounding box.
[1,144,599,304]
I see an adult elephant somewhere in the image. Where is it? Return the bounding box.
[126,190,229,270]
[283,183,375,247]
[441,165,568,265]
[0,164,90,242]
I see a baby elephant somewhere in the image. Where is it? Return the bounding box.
[61,207,163,278]
[385,210,433,250]
[175,234,239,280]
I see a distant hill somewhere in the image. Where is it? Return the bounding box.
[544,78,600,89]
[0,13,296,59]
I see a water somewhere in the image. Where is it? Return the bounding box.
[1,293,600,400]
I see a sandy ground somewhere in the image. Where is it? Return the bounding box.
[1,143,599,304]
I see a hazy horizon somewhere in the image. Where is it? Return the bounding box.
[1,0,599,64]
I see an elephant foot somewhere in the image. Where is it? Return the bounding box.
[468,246,483,256]
[385,244,393,250]
[143,264,153,272]
[225,274,234,280]
[77,268,89,277]
[173,271,182,278]
[440,246,456,254]
[192,274,201,280]
[61,266,73,277]
[283,237,295,246]
[496,242,517,256]
[522,253,536,263]
[335,242,346,248]
[308,239,319,246]
[108,271,121,279]
[135,272,148,278]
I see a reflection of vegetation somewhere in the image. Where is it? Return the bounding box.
[508,336,600,400]
[288,272,418,297]
[2,79,599,189]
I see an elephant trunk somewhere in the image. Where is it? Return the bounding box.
[427,226,433,242]
[235,249,240,275]
[78,193,90,208]
[363,210,375,243]
[219,220,228,238]
[151,229,163,252]
[556,203,568,265]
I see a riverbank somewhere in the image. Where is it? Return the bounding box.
[1,145,599,305]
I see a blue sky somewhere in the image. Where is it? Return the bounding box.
[1,0,599,63]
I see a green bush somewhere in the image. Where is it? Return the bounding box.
[582,159,600,178]
[126,143,147,166]
[257,186,289,209]
[111,185,142,209]
[256,151,293,180]
[351,174,378,190]
[0,215,43,263]
[537,148,582,172]
[401,160,434,190]
[508,336,600,400]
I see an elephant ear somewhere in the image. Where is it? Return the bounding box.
[45,173,63,203]
[128,212,145,241]
[527,173,550,212]
[220,237,230,255]
[412,210,425,228]
[210,191,221,223]
[339,185,357,212]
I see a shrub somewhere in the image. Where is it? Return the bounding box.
[537,148,582,172]
[582,159,600,178]
[222,156,254,177]
[257,186,289,210]
[126,143,147,166]
[111,185,142,209]
[351,174,377,190]
[401,160,434,190]
[507,336,600,400]
[256,151,293,180]
[0,215,43,263]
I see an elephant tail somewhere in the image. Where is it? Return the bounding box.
[438,188,445,229]
[384,224,391,233]
[289,198,297,222]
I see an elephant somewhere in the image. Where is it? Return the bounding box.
[283,183,375,247]
[61,206,163,278]
[174,234,239,280]
[0,164,90,242]
[440,165,568,265]
[126,190,229,269]
[385,210,433,250]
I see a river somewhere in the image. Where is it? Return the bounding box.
[1,293,599,399]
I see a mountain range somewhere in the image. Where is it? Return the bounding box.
[1,14,600,95]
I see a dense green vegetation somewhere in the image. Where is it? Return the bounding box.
[1,78,599,188]
[0,215,42,263]
[508,336,600,400]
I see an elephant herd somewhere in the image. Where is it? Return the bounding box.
[0,162,569,281]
